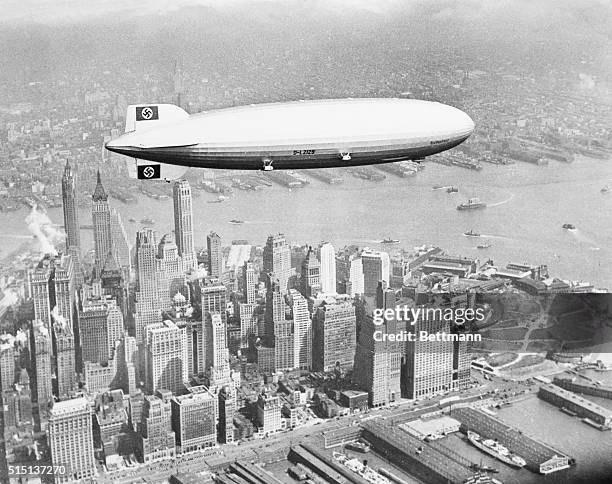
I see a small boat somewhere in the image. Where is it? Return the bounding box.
[457,198,487,210]
[140,217,155,225]
[562,223,576,230]
[432,184,446,190]
[229,219,244,225]
[601,185,610,194]
[477,242,492,249]
[464,229,480,237]
[380,238,400,244]
[128,218,136,223]
[446,186,458,193]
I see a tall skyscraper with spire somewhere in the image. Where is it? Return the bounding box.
[173,180,197,271]
[61,160,80,251]
[319,243,337,294]
[92,171,113,273]
[300,247,321,298]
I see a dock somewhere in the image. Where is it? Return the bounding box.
[451,407,572,474]
[553,376,612,400]
[539,383,612,428]
[374,162,417,178]
[306,169,344,184]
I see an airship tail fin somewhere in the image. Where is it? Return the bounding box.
[124,104,189,134]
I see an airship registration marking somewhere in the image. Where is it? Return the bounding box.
[293,149,316,155]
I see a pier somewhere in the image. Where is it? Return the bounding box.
[553,376,612,400]
[538,383,612,428]
[451,407,572,474]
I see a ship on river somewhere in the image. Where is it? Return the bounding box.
[467,431,526,468]
[457,198,487,210]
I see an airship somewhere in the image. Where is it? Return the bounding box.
[105,98,474,180]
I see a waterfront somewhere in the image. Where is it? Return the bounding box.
[1,155,611,287]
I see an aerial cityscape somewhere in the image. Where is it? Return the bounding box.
[1,1,612,483]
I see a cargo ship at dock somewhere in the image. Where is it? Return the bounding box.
[349,167,386,181]
[466,431,527,468]
[375,162,417,177]
[264,171,306,188]
[306,169,343,184]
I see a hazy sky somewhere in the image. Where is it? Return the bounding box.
[3,0,610,27]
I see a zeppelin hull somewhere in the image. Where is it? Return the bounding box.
[109,135,470,170]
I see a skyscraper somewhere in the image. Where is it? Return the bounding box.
[138,390,176,463]
[110,208,131,271]
[288,289,311,370]
[0,336,15,392]
[31,320,52,407]
[92,171,113,272]
[349,256,364,297]
[79,295,124,365]
[134,229,162,344]
[319,243,337,294]
[200,278,227,326]
[312,294,356,373]
[61,160,80,251]
[207,231,223,278]
[171,387,217,453]
[48,397,96,483]
[300,247,321,298]
[361,249,390,298]
[203,312,230,385]
[263,234,291,293]
[243,260,258,304]
[144,320,187,395]
[173,180,197,271]
[353,282,401,407]
[157,233,187,310]
[53,320,76,401]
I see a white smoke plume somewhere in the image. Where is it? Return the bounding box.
[14,329,28,348]
[32,319,49,339]
[186,266,208,282]
[51,305,68,331]
[578,73,595,90]
[1,288,20,306]
[0,333,15,352]
[25,206,64,257]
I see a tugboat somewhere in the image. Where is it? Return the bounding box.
[464,229,480,237]
[466,431,526,468]
[380,238,400,244]
[562,223,576,230]
[229,219,244,225]
[457,198,487,210]
[447,186,459,193]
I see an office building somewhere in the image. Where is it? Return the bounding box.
[243,260,258,304]
[145,320,188,395]
[31,320,53,406]
[201,278,227,326]
[53,322,76,400]
[79,295,124,365]
[300,247,321,298]
[0,336,15,392]
[288,289,311,370]
[207,231,223,278]
[319,242,337,294]
[203,313,231,386]
[263,234,291,293]
[312,294,356,372]
[110,208,131,271]
[92,171,113,272]
[361,249,390,298]
[134,229,162,344]
[61,160,80,251]
[238,302,257,349]
[48,397,96,483]
[173,180,197,271]
[171,387,217,453]
[256,393,282,434]
[348,256,364,297]
[138,390,176,463]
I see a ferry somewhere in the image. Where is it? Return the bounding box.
[380,238,400,245]
[464,229,480,237]
[229,219,244,225]
[466,431,527,468]
[562,223,576,230]
[457,198,487,210]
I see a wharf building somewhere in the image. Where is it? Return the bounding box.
[539,383,612,427]
[48,397,96,483]
[138,390,176,463]
[311,294,356,373]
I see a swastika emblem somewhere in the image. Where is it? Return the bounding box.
[143,166,155,178]
[141,107,154,120]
